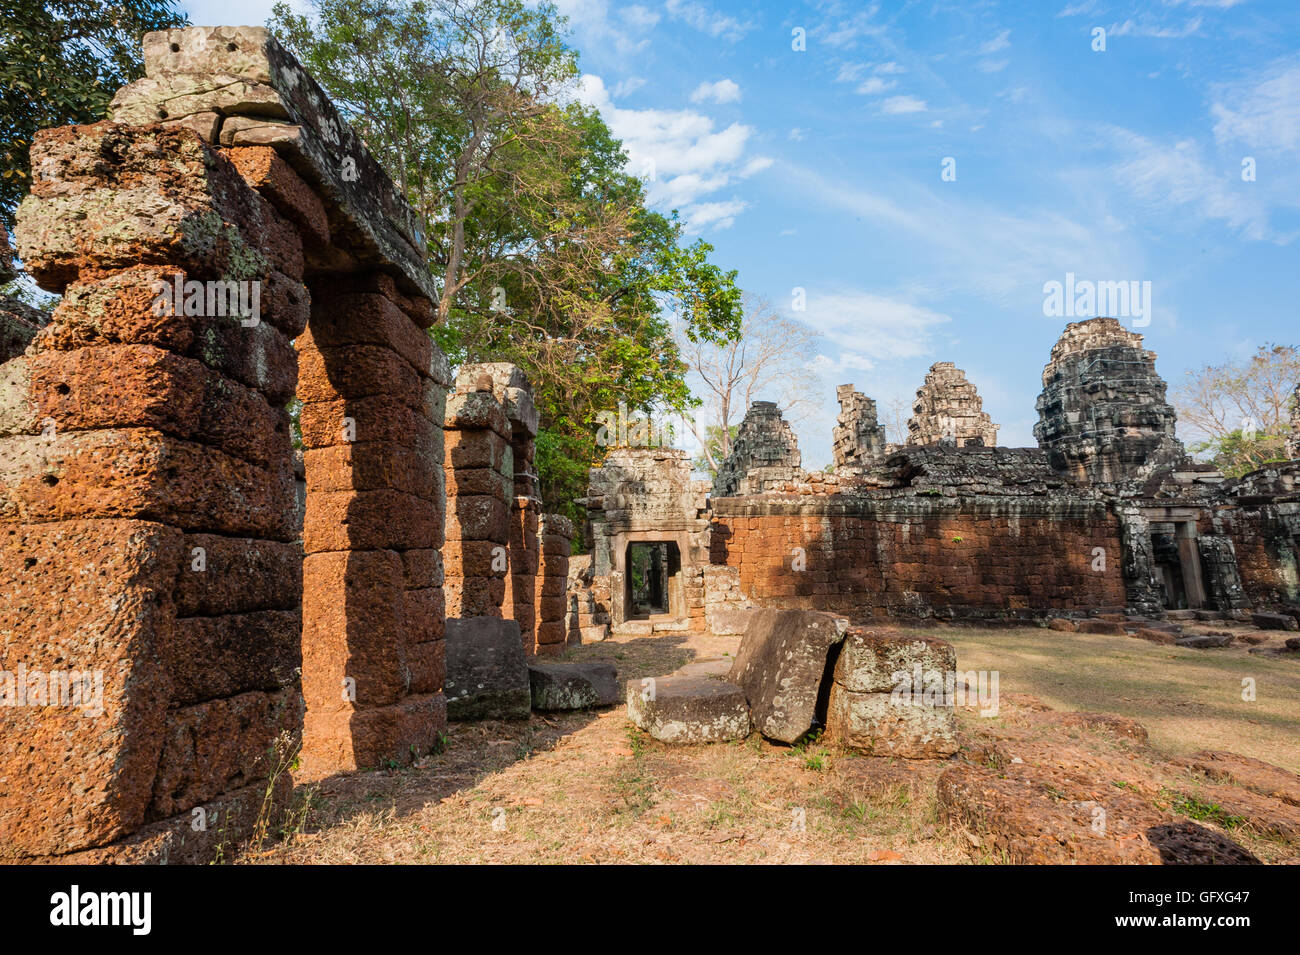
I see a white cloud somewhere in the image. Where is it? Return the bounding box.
[1211,60,1300,156]
[800,291,952,363]
[977,59,1009,73]
[612,76,646,98]
[553,0,651,56]
[856,76,897,94]
[788,127,805,141]
[689,78,742,104]
[664,0,754,41]
[577,74,763,230]
[1108,17,1203,38]
[783,162,1147,308]
[1109,128,1289,242]
[980,29,1011,55]
[684,199,747,232]
[881,95,928,114]
[620,4,661,29]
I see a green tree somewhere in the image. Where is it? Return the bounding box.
[0,0,188,230]
[270,0,742,521]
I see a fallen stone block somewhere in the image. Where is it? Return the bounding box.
[528,662,619,711]
[444,617,530,721]
[625,675,750,744]
[727,608,848,743]
[1251,611,1299,632]
[1047,617,1077,632]
[826,686,958,758]
[1176,633,1234,649]
[833,629,956,694]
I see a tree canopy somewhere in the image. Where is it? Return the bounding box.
[1172,344,1300,478]
[270,0,742,523]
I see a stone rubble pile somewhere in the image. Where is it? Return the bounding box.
[626,609,958,758]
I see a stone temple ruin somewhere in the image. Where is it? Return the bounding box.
[3,24,1300,868]
[577,317,1300,631]
[0,26,583,862]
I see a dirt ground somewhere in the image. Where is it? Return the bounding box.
[244,622,1300,865]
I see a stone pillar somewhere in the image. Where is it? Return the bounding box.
[0,24,446,859]
[456,363,540,650]
[297,273,449,776]
[2,121,304,861]
[536,514,574,655]
[443,380,512,618]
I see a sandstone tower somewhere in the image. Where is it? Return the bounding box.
[713,401,801,496]
[1034,318,1183,484]
[832,385,888,469]
[907,362,999,448]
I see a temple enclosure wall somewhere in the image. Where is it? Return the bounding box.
[574,320,1300,631]
[709,497,1126,618]
[0,26,560,863]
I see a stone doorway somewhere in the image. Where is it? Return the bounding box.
[1150,520,1207,610]
[626,540,681,619]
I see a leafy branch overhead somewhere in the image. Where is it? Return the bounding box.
[270,0,743,520]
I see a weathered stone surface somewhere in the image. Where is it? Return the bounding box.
[907,362,998,448]
[0,295,46,362]
[174,534,301,616]
[301,549,407,708]
[626,675,750,743]
[826,685,958,758]
[833,384,888,469]
[456,362,539,438]
[726,608,848,743]
[128,26,433,299]
[303,488,441,552]
[528,661,619,710]
[1173,750,1300,807]
[1034,318,1184,484]
[0,519,180,857]
[165,610,301,705]
[227,145,330,248]
[21,344,291,469]
[16,122,301,291]
[301,693,445,776]
[0,428,296,540]
[444,617,530,721]
[833,629,956,693]
[24,264,301,404]
[149,687,302,818]
[1251,611,1298,631]
[714,401,801,497]
[1176,633,1234,649]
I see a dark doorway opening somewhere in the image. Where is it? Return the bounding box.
[626,541,681,618]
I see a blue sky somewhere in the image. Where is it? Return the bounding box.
[185,0,1300,468]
